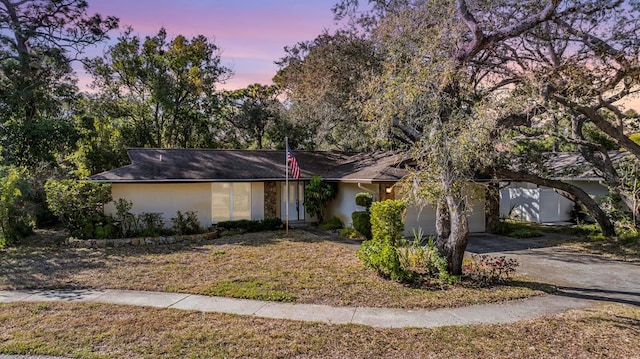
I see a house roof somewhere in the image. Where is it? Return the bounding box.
[88,148,408,183]
[542,151,633,181]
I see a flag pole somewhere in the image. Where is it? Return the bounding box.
[285,137,289,236]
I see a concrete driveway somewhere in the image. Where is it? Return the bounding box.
[467,233,640,307]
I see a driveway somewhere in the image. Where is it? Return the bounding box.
[467,233,640,307]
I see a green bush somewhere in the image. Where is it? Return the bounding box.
[352,211,372,239]
[398,236,452,283]
[370,200,406,246]
[45,180,112,239]
[355,192,373,209]
[215,218,283,233]
[358,240,409,281]
[261,217,284,230]
[0,167,34,246]
[304,176,337,223]
[357,199,409,282]
[318,216,344,230]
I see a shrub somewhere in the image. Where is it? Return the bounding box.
[318,216,343,230]
[370,200,406,246]
[357,239,409,281]
[0,167,34,246]
[172,210,202,235]
[215,218,283,233]
[340,227,365,240]
[113,198,136,237]
[138,212,166,236]
[45,180,112,239]
[357,199,409,282]
[351,211,372,239]
[355,192,373,210]
[304,176,337,223]
[398,236,452,283]
[463,254,519,286]
[261,217,284,230]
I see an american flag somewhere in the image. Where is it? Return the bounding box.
[287,144,301,179]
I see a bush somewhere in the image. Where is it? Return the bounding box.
[370,200,406,246]
[138,212,166,236]
[355,192,373,209]
[352,211,372,239]
[398,236,452,283]
[215,218,283,233]
[357,199,409,282]
[45,180,112,239]
[463,254,519,286]
[0,167,34,246]
[318,216,343,230]
[357,239,409,281]
[304,176,337,223]
[171,210,202,235]
[113,198,136,237]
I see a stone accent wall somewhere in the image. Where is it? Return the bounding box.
[379,183,395,201]
[264,181,278,218]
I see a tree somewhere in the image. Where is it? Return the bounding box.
[66,95,129,177]
[335,0,631,274]
[0,0,118,167]
[222,84,283,149]
[275,30,384,150]
[86,27,231,149]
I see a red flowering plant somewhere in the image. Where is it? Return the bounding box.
[463,254,519,286]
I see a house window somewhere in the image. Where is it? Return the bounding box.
[212,183,251,222]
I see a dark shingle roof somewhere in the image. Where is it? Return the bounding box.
[88,148,407,183]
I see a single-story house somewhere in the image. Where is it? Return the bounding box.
[500,151,630,223]
[89,148,486,236]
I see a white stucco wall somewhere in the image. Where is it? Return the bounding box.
[107,183,213,227]
[326,183,375,226]
[404,198,486,237]
[501,180,610,223]
[325,183,486,236]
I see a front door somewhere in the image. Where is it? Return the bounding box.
[281,182,304,221]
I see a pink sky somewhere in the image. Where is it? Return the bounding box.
[82,0,340,90]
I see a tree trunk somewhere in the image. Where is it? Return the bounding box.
[485,181,501,233]
[444,194,469,275]
[495,168,616,237]
[435,200,450,250]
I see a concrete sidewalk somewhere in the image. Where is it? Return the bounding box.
[0,288,593,328]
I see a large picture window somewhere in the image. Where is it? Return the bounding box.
[212,183,251,222]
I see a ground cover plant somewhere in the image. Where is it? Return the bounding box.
[0,230,550,309]
[0,302,638,358]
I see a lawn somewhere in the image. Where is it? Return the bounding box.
[0,230,550,309]
[0,302,638,358]
[498,220,640,262]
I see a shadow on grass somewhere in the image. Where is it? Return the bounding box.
[456,278,558,294]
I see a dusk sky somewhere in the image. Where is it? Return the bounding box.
[83,0,341,90]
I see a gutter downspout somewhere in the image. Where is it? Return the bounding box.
[357,183,378,202]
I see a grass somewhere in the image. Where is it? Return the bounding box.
[0,230,549,309]
[0,302,638,358]
[497,220,640,262]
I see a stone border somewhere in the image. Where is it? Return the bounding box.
[66,231,220,249]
